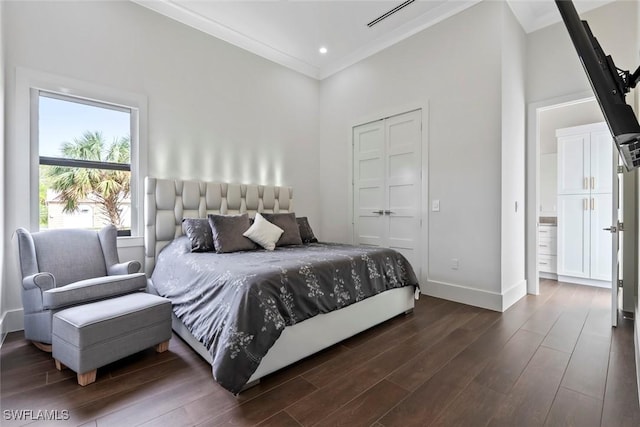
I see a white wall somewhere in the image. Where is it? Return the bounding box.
[527,0,638,103]
[1,0,320,332]
[500,3,527,307]
[319,1,524,311]
[539,100,603,154]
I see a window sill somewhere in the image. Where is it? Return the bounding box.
[117,236,143,248]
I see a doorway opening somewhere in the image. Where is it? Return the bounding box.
[527,92,635,328]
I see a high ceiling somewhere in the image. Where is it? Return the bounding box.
[132,0,614,80]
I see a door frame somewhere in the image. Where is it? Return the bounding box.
[347,102,429,285]
[526,90,594,295]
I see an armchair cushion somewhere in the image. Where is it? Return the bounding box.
[43,273,147,310]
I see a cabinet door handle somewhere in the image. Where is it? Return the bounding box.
[583,198,587,211]
[372,210,384,215]
[591,177,595,189]
[583,177,588,190]
[539,262,548,265]
[591,198,594,210]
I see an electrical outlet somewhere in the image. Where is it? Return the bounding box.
[432,200,440,212]
[451,258,459,270]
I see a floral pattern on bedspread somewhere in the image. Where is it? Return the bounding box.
[151,236,418,394]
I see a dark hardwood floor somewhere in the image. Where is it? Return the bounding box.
[2,280,639,426]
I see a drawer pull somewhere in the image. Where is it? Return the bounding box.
[539,262,548,265]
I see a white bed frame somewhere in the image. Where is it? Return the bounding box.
[144,177,415,385]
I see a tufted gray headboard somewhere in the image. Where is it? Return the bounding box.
[144,177,293,275]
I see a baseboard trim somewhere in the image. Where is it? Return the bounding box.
[502,279,527,311]
[1,308,24,335]
[557,275,611,288]
[423,280,502,311]
[423,279,527,312]
[539,272,558,280]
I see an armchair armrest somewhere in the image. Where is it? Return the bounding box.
[108,261,142,275]
[22,273,55,292]
[43,273,147,310]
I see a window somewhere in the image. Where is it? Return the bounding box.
[35,91,135,235]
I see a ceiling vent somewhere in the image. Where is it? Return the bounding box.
[367,0,416,27]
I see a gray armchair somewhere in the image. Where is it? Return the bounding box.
[15,225,147,349]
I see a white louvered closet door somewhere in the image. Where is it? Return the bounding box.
[353,109,422,273]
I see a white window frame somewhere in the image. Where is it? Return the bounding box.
[17,68,148,238]
[33,90,135,234]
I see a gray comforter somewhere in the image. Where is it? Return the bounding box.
[151,236,418,393]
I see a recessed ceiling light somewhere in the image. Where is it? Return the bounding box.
[319,47,328,54]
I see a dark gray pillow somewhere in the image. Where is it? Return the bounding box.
[207,213,258,253]
[261,213,303,246]
[182,218,215,252]
[296,217,318,244]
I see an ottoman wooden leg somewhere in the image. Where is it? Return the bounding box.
[77,370,97,386]
[54,359,66,371]
[155,340,170,353]
[32,341,52,353]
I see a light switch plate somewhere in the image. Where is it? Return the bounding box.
[432,200,440,212]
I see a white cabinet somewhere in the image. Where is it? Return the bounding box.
[557,195,590,278]
[556,123,612,286]
[538,224,557,276]
[557,124,611,196]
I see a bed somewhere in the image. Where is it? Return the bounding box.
[144,177,418,393]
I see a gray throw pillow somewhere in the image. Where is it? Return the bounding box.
[207,213,258,253]
[261,213,303,246]
[182,218,215,252]
[296,217,318,243]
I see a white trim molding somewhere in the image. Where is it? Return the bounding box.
[424,278,527,312]
[1,308,24,335]
[132,0,480,81]
[423,280,503,312]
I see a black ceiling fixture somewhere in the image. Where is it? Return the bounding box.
[367,0,416,28]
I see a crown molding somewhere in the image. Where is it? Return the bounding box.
[133,0,482,81]
[131,0,321,79]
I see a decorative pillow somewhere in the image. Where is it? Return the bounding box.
[181,218,215,252]
[207,213,257,253]
[261,213,303,246]
[243,213,284,251]
[296,217,318,243]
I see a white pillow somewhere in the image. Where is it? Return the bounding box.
[243,213,284,250]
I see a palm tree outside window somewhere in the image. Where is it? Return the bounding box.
[37,92,133,236]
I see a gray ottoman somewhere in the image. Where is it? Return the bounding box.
[52,292,172,386]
